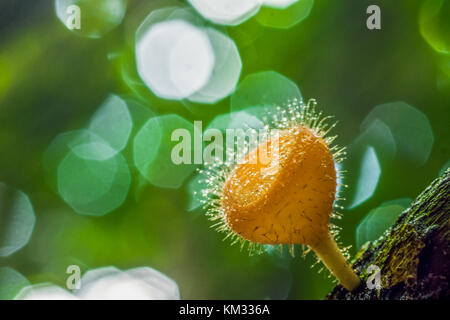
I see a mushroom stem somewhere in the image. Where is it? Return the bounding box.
[311,232,361,291]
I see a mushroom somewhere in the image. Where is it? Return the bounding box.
[202,99,361,291]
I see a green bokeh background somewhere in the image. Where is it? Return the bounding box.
[0,0,448,299]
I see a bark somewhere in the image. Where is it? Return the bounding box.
[327,169,450,300]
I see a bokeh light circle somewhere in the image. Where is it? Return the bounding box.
[347,146,381,209]
[44,130,112,191]
[75,266,180,300]
[136,19,214,100]
[256,0,314,29]
[356,198,411,248]
[57,148,131,216]
[0,183,36,257]
[419,0,450,55]
[353,118,397,164]
[361,101,434,167]
[187,0,261,26]
[134,114,199,189]
[231,71,302,112]
[15,283,79,300]
[0,267,30,300]
[88,94,132,157]
[188,28,242,104]
[169,27,215,97]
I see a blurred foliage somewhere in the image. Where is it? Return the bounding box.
[0,0,448,299]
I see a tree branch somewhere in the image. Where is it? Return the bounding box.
[327,169,450,300]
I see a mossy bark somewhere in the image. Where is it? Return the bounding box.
[327,169,449,300]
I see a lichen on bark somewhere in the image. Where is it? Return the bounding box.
[327,169,449,300]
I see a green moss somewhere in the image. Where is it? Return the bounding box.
[329,169,450,299]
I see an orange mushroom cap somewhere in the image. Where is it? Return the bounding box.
[222,125,337,247]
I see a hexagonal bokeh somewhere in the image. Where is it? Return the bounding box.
[44,130,110,191]
[419,0,450,54]
[186,171,208,212]
[45,95,133,173]
[188,28,242,104]
[57,147,131,216]
[136,7,173,43]
[133,117,162,182]
[256,0,314,29]
[43,94,134,216]
[133,114,200,189]
[353,118,397,165]
[88,95,132,157]
[136,19,214,100]
[75,266,180,300]
[124,97,157,137]
[231,71,302,112]
[361,101,434,167]
[55,0,127,38]
[16,266,180,300]
[356,198,412,248]
[135,6,204,45]
[0,183,36,257]
[135,6,243,104]
[187,0,261,26]
[347,146,381,209]
[0,267,30,300]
